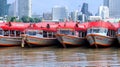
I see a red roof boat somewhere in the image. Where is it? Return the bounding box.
[86,21,116,48]
[115,22,120,45]
[56,22,87,48]
[22,22,59,47]
[0,22,30,47]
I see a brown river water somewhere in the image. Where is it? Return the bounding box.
[0,46,120,67]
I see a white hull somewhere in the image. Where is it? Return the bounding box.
[0,36,22,46]
[86,34,115,47]
[56,34,86,47]
[26,36,58,46]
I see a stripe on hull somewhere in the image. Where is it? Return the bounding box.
[62,35,86,46]
[0,36,22,46]
[56,34,86,46]
[26,36,58,46]
[87,34,115,47]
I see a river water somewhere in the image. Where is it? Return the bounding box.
[0,46,120,67]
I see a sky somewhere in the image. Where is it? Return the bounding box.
[7,0,103,15]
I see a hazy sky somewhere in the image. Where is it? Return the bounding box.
[8,0,103,15]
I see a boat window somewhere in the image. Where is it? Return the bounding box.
[42,31,55,38]
[48,32,53,38]
[0,29,3,35]
[87,28,108,35]
[26,31,37,36]
[87,29,93,34]
[43,31,47,37]
[60,30,70,34]
[100,28,108,33]
[39,31,43,35]
[59,30,75,35]
[92,29,100,33]
[72,31,75,35]
[118,28,120,34]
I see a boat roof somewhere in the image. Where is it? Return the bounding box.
[58,22,86,31]
[9,22,31,31]
[87,21,116,30]
[26,22,58,32]
[0,22,9,30]
[35,22,58,28]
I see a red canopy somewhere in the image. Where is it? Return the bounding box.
[9,22,30,31]
[25,22,58,32]
[113,23,120,30]
[58,22,86,31]
[35,22,58,32]
[87,21,116,30]
[58,22,77,29]
[0,23,9,30]
[75,23,86,31]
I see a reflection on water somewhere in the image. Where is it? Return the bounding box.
[0,47,120,67]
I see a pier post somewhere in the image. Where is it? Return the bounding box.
[63,43,66,48]
[95,44,98,48]
[21,35,27,48]
[21,39,25,47]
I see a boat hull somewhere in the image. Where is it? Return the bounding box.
[56,34,86,47]
[86,34,115,47]
[0,36,22,47]
[25,36,58,46]
[117,34,120,44]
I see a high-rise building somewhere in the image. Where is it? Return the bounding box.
[70,10,79,22]
[81,3,92,21]
[8,2,16,17]
[81,3,88,15]
[104,0,120,18]
[43,12,52,21]
[98,6,109,19]
[52,6,68,22]
[0,0,7,17]
[18,0,32,18]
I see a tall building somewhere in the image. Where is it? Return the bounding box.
[52,6,68,22]
[8,2,16,17]
[81,3,92,21]
[70,10,79,22]
[104,0,120,18]
[0,0,7,17]
[98,6,109,19]
[43,12,52,21]
[81,3,88,15]
[18,0,32,18]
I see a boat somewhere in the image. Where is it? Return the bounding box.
[22,22,59,47]
[115,23,120,45]
[0,22,30,47]
[86,21,116,48]
[56,22,87,48]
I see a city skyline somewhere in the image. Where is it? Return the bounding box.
[7,0,103,15]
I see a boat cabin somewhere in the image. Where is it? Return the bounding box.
[87,28,108,36]
[0,23,23,37]
[87,21,116,37]
[57,22,86,37]
[26,29,56,38]
[58,29,75,35]
[25,22,57,38]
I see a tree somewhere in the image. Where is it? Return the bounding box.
[10,17,16,22]
[21,16,30,23]
[34,18,41,23]
[29,17,34,22]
